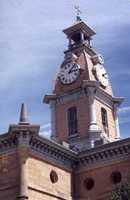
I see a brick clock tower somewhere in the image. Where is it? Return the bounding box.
[0,14,130,200]
[44,17,123,150]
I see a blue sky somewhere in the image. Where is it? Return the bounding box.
[0,0,130,138]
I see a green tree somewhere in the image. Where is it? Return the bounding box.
[111,182,130,200]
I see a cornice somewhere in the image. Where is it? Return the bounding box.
[0,130,129,170]
[43,81,123,110]
[29,135,77,169]
[0,133,17,154]
[43,94,57,104]
[79,137,130,155]
[64,43,97,57]
[63,21,96,37]
[77,138,130,169]
[8,124,40,135]
[29,136,130,170]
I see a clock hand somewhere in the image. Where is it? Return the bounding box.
[69,69,78,74]
[68,64,76,74]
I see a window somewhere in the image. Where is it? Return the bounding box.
[50,170,58,183]
[68,107,78,136]
[111,171,122,184]
[101,108,109,136]
[84,178,95,190]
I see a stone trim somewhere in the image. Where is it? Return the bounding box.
[29,136,130,169]
[29,136,77,169]
[0,184,18,191]
[50,100,56,139]
[28,186,67,200]
[56,89,84,105]
[8,124,40,135]
[78,138,130,168]
[43,94,57,104]
[0,129,130,170]
[44,84,123,111]
[0,134,17,154]
[78,146,130,168]
[79,138,130,155]
[63,21,96,37]
[77,154,130,172]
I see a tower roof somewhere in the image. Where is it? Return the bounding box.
[63,20,96,38]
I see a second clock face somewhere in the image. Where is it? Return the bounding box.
[94,64,109,87]
[59,63,80,84]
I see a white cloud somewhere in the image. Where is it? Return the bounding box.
[40,123,51,130]
[39,123,51,138]
[118,107,130,124]
[119,117,130,124]
[118,106,130,114]
[39,129,51,138]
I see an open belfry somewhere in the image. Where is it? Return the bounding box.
[0,11,130,200]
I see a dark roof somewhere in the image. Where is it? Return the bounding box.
[63,21,96,38]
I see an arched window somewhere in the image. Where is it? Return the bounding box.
[101,108,109,136]
[67,107,78,136]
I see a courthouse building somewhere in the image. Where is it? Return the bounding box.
[0,14,130,200]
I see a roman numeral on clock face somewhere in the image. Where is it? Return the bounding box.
[59,63,80,84]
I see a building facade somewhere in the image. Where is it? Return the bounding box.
[0,17,130,200]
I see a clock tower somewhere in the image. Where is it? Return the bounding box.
[44,17,123,150]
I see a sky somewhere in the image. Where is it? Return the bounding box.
[0,0,130,138]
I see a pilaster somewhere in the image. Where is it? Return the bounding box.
[113,97,123,140]
[87,86,99,132]
[83,81,102,146]
[16,131,29,200]
[50,100,57,140]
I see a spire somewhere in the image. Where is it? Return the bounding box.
[74,5,82,22]
[19,103,29,125]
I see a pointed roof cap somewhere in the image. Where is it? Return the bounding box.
[19,103,29,125]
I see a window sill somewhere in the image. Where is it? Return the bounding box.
[68,133,78,139]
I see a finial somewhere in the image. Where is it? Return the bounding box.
[19,103,29,125]
[74,5,82,21]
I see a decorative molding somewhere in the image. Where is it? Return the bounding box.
[28,186,67,200]
[0,128,129,171]
[56,89,84,105]
[43,94,57,104]
[78,138,130,169]
[0,184,18,191]
[95,90,113,109]
[50,100,56,139]
[0,133,17,154]
[44,83,122,111]
[29,136,77,169]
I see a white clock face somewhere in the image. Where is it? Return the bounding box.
[98,54,104,65]
[94,64,109,87]
[59,63,80,84]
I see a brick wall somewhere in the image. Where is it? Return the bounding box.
[0,152,19,200]
[27,156,72,200]
[55,96,90,141]
[95,99,117,141]
[75,160,130,200]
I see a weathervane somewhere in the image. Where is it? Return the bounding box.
[74,5,82,21]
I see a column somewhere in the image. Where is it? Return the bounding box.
[114,103,121,140]
[68,38,73,48]
[17,155,28,200]
[16,132,29,200]
[88,87,99,132]
[50,100,56,140]
[80,32,84,42]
